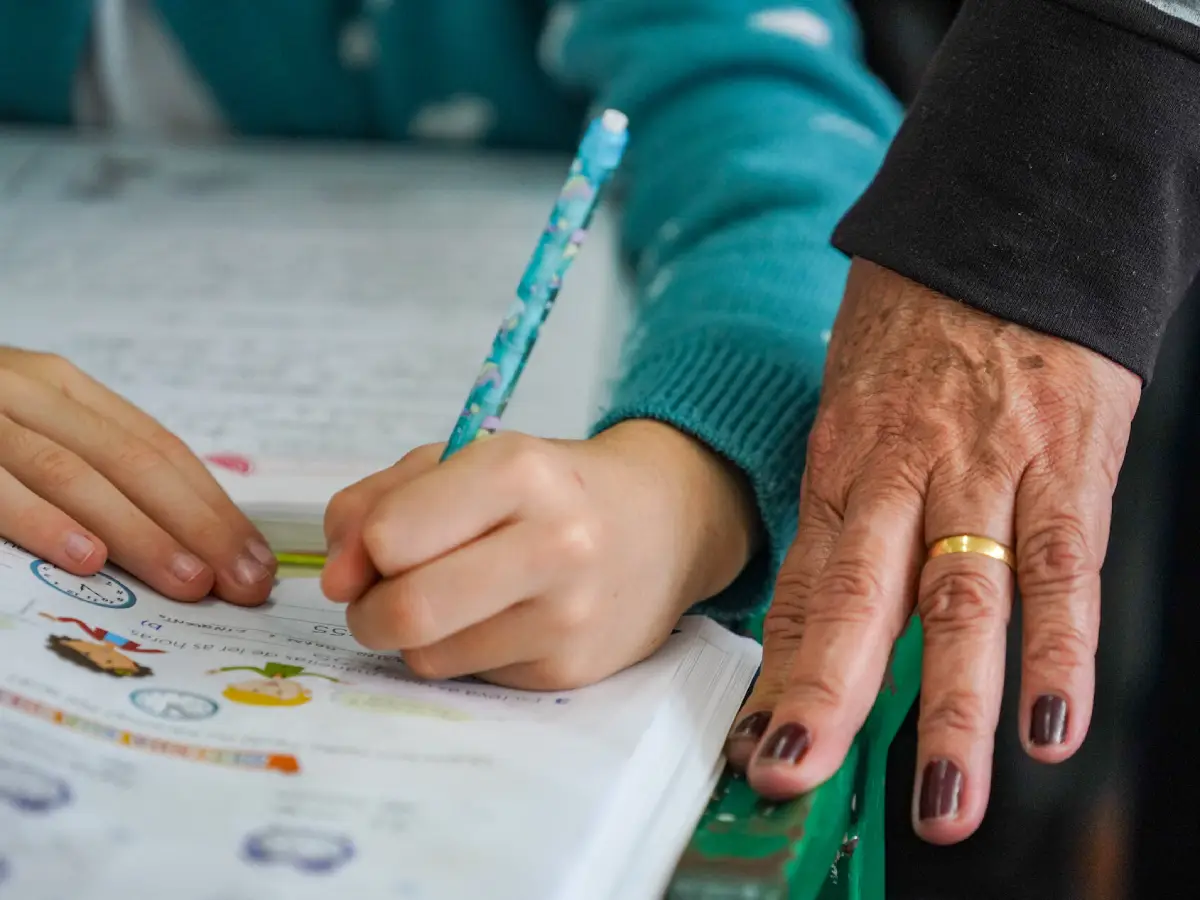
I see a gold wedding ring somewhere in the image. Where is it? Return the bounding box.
[927,535,1017,571]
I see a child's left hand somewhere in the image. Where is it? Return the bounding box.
[320,421,760,690]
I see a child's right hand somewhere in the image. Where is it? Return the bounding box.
[0,347,275,605]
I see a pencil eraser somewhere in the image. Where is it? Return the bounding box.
[600,109,628,133]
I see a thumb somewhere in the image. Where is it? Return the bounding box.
[321,443,444,603]
[725,494,840,770]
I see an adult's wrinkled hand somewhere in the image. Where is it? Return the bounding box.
[725,260,1141,844]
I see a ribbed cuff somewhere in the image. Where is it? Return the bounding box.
[832,0,1200,382]
[0,0,94,122]
[591,332,826,622]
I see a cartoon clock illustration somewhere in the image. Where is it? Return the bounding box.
[242,825,356,874]
[30,560,136,609]
[129,688,219,721]
[0,757,72,814]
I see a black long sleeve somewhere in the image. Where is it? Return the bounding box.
[833,0,1200,381]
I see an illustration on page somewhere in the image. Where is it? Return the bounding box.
[39,612,163,679]
[208,662,343,707]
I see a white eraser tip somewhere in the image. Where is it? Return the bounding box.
[600,109,628,132]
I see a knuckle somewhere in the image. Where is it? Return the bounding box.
[919,689,992,740]
[787,671,850,713]
[815,559,886,604]
[761,603,808,645]
[401,649,446,681]
[919,567,1006,633]
[549,595,594,635]
[1019,517,1096,594]
[501,439,562,494]
[383,581,438,648]
[29,444,88,492]
[1024,622,1095,675]
[805,414,841,469]
[147,430,196,468]
[549,518,600,568]
[325,487,366,530]
[113,435,170,478]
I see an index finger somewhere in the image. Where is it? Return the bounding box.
[747,471,923,800]
[50,363,260,534]
[361,434,568,576]
[321,445,443,604]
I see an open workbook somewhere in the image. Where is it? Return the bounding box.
[0,540,760,900]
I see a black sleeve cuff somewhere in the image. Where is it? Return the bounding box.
[832,0,1200,381]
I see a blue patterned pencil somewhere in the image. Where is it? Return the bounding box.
[441,108,629,461]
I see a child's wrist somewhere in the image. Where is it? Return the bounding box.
[591,418,762,603]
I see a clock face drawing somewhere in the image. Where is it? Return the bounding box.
[0,757,72,814]
[30,561,136,609]
[129,689,219,721]
[242,825,356,874]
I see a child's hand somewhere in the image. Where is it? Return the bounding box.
[0,347,276,605]
[321,421,760,690]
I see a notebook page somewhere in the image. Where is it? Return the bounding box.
[0,130,622,476]
[0,541,758,899]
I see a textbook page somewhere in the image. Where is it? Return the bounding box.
[0,129,624,493]
[0,541,761,899]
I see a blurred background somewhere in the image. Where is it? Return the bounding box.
[851,2,1200,898]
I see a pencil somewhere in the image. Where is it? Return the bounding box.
[440,108,629,460]
[274,552,327,569]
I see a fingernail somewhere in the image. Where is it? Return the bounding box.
[64,533,97,564]
[756,723,812,765]
[325,540,342,565]
[729,711,771,742]
[232,553,271,586]
[247,538,276,568]
[1030,694,1068,746]
[171,552,207,583]
[918,759,963,821]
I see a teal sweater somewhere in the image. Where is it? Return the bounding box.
[0,0,900,621]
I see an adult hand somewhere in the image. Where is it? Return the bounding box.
[725,260,1141,844]
[0,348,276,604]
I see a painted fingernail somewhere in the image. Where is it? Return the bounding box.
[918,759,963,821]
[756,723,812,765]
[246,538,277,568]
[729,711,771,742]
[1030,694,1068,746]
[171,552,207,583]
[64,533,97,564]
[232,553,271,586]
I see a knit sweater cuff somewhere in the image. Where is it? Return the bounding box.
[0,0,93,122]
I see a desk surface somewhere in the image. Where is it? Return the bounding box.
[0,128,624,466]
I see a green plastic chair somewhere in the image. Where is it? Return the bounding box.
[669,617,923,900]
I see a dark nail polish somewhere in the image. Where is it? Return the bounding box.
[918,759,963,821]
[729,711,771,742]
[757,723,812,765]
[1030,694,1068,746]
